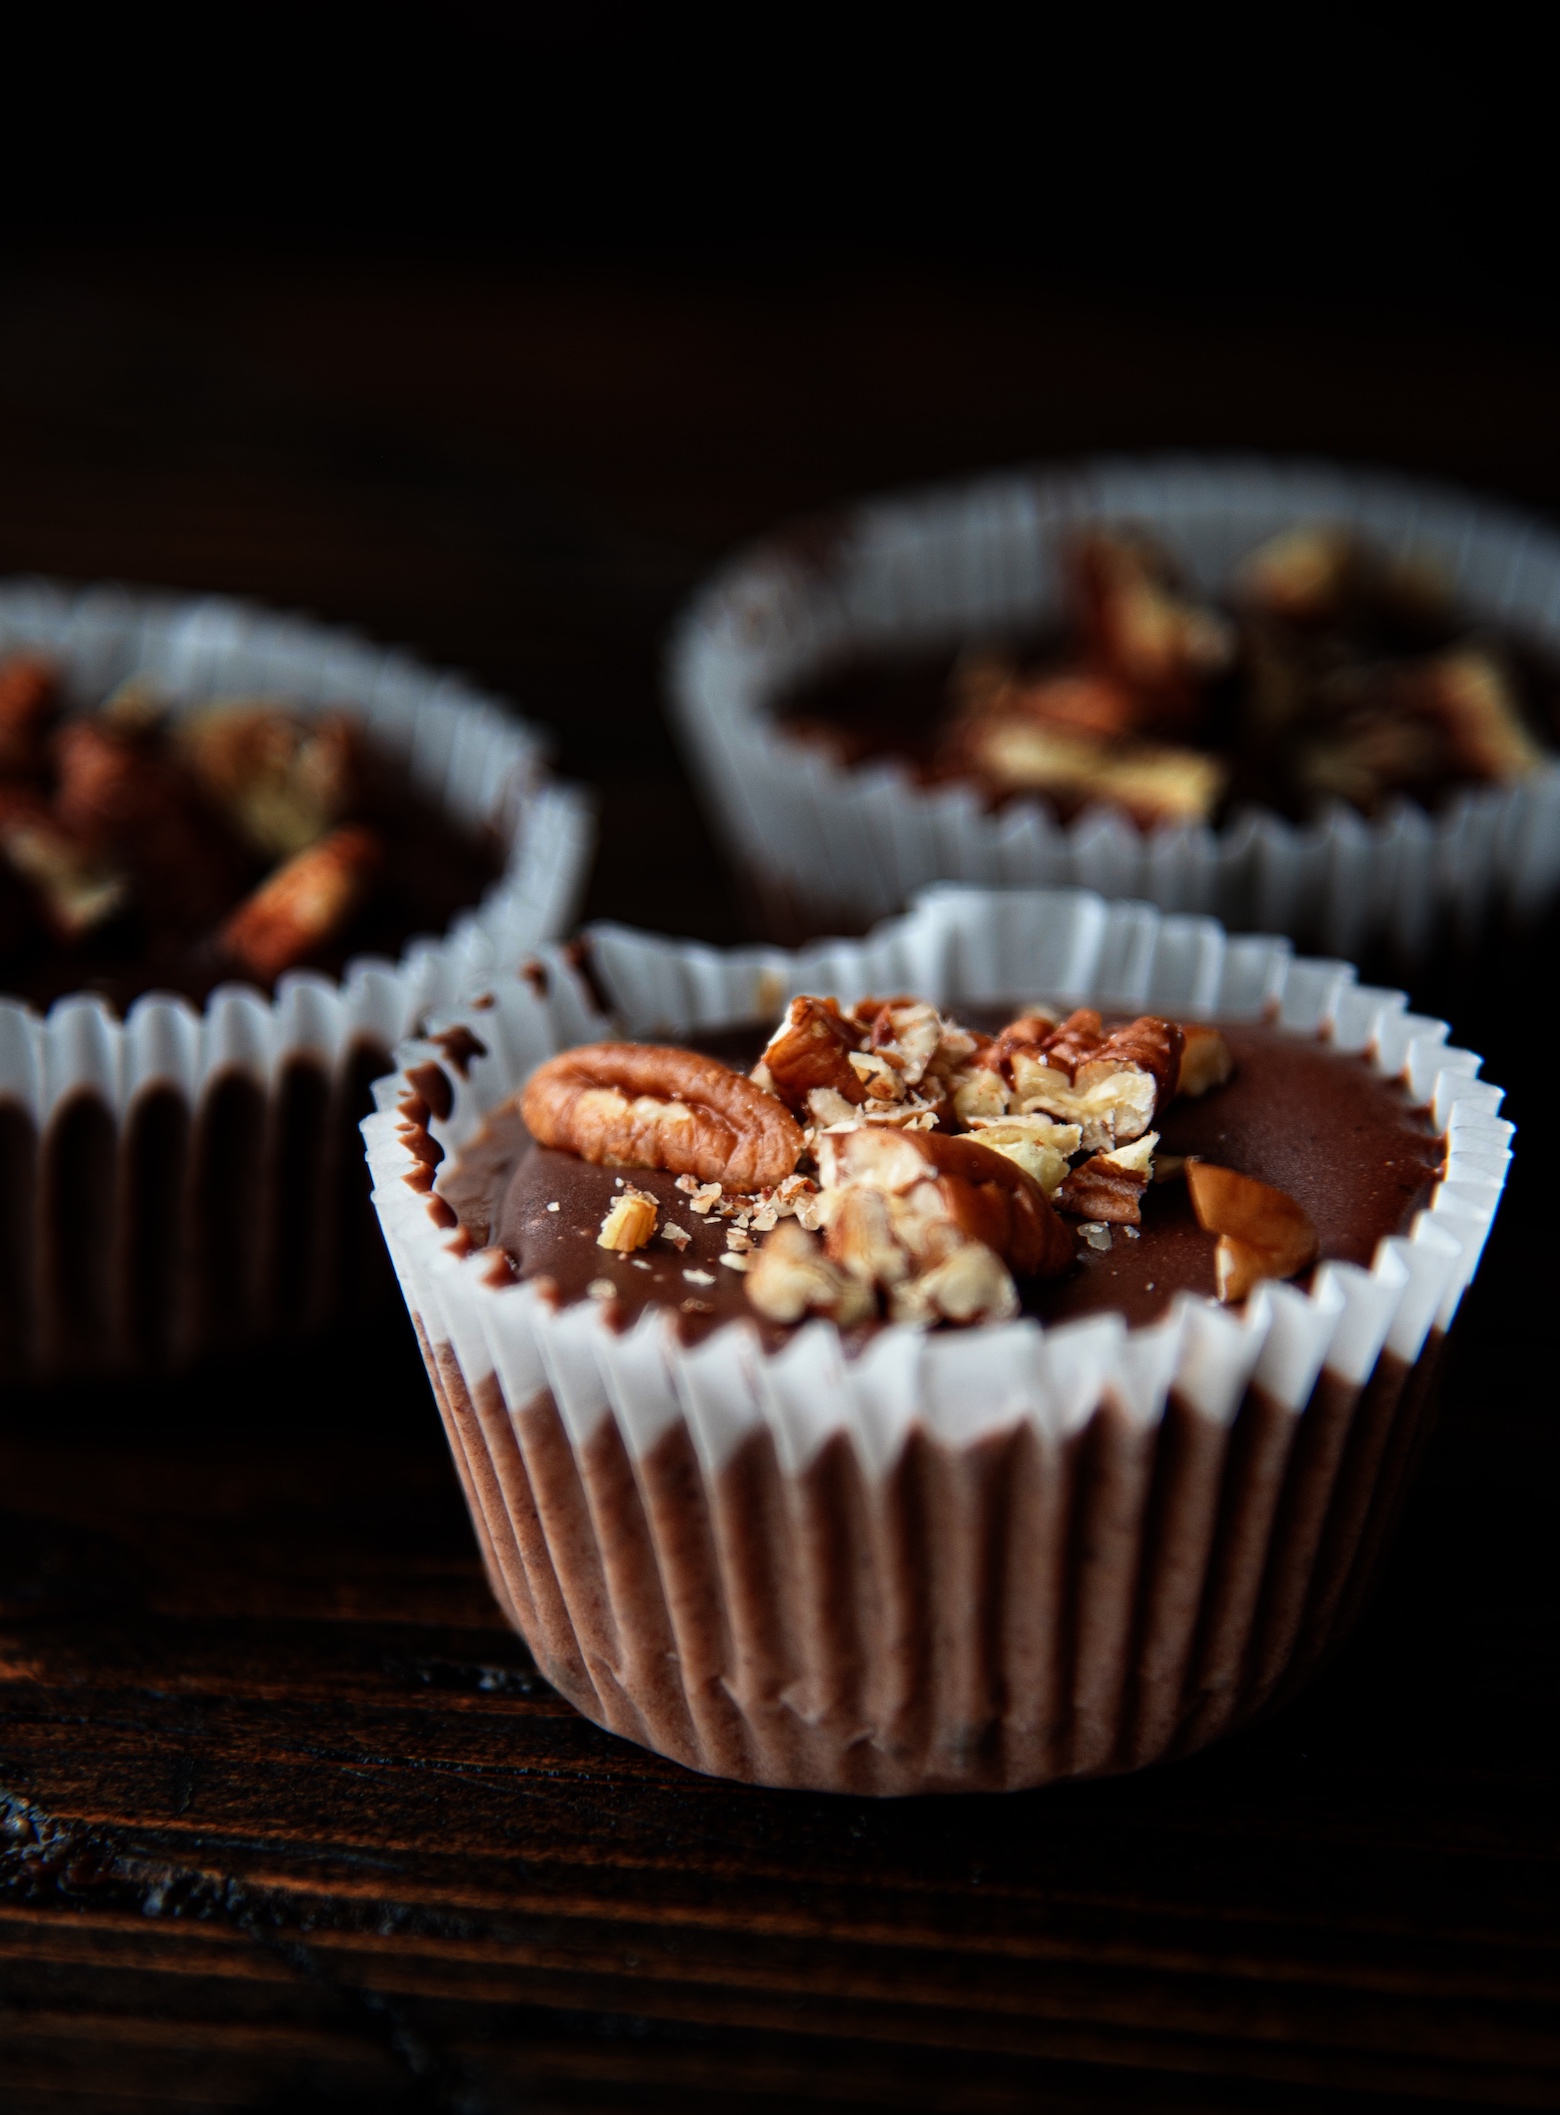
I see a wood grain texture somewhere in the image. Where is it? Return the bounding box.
[1,254,1557,2109]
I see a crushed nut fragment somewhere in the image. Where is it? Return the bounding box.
[744,1220,874,1326]
[598,1188,658,1252]
[1186,1160,1317,1302]
[1177,1026,1233,1099]
[220,824,381,981]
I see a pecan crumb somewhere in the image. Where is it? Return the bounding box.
[598,1189,658,1252]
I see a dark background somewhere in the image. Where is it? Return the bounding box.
[2,48,1556,2111]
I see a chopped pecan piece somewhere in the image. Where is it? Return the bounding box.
[1185,1159,1318,1302]
[1072,531,1235,698]
[1406,648,1541,784]
[758,995,869,1114]
[1004,667,1142,737]
[1235,524,1359,623]
[0,655,60,773]
[180,703,360,859]
[1177,1025,1234,1098]
[890,1241,1018,1327]
[826,1185,913,1287]
[962,1115,1079,1198]
[598,1188,658,1252]
[1007,1013,1182,1152]
[745,1220,874,1327]
[982,1012,1061,1080]
[1056,1133,1155,1225]
[819,1124,1073,1279]
[219,824,380,981]
[1075,1015,1183,1104]
[951,1066,1009,1124]
[967,717,1228,827]
[1033,1008,1104,1080]
[0,792,129,939]
[524,1042,803,1191]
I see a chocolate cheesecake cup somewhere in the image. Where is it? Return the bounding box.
[670,457,1560,956]
[0,579,593,1376]
[366,888,1509,1795]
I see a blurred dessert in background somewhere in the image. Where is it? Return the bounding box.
[0,656,501,1012]
[776,525,1551,830]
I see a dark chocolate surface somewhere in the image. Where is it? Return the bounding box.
[443,1020,1442,1340]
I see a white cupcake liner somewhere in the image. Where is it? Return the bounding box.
[0,578,595,1376]
[668,455,1560,955]
[363,887,1510,1795]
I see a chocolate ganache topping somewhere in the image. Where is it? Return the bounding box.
[436,998,1443,1346]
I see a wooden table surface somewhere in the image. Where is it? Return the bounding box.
[0,254,1555,2111]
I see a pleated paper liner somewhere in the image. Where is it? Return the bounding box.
[0,578,594,1376]
[668,456,1560,956]
[364,888,1511,1794]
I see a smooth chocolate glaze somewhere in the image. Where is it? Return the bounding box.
[439,1020,1442,1344]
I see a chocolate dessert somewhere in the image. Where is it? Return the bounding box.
[776,526,1555,830]
[376,923,1494,1794]
[0,653,501,1013]
[433,995,1444,1342]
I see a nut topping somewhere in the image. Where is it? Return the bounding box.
[758,996,868,1113]
[818,1124,1073,1281]
[1057,1133,1157,1226]
[1074,530,1236,698]
[1001,1009,1183,1152]
[597,1188,658,1252]
[0,793,129,939]
[524,1043,804,1190]
[961,1114,1080,1197]
[1185,1159,1318,1302]
[219,824,381,981]
[511,990,1318,1336]
[890,1241,1019,1327]
[179,703,359,859]
[1177,1025,1234,1099]
[0,656,60,773]
[745,1220,875,1327]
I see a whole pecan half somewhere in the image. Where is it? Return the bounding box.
[523,1042,803,1190]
